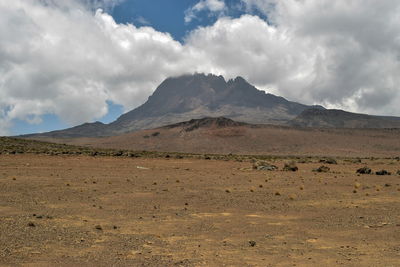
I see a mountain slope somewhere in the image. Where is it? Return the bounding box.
[24,73,316,138]
[290,108,400,128]
[46,117,400,157]
[23,73,400,140]
[106,74,313,135]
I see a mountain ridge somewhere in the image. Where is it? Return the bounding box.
[290,108,400,128]
[21,73,400,139]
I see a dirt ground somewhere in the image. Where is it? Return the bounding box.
[0,154,399,266]
[50,125,400,158]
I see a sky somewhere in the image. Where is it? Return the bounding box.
[2,0,400,135]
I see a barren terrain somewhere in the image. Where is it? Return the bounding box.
[41,123,400,158]
[1,152,400,266]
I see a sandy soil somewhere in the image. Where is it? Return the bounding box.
[0,154,400,266]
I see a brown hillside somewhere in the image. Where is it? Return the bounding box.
[37,117,400,158]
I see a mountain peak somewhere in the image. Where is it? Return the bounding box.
[24,73,315,138]
[109,73,309,133]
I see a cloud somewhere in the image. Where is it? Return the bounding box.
[184,0,226,23]
[0,0,192,131]
[80,0,125,11]
[193,0,400,115]
[135,16,151,26]
[2,0,400,135]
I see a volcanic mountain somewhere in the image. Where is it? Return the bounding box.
[23,73,400,139]
[26,73,319,138]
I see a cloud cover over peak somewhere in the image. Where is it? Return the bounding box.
[1,0,400,134]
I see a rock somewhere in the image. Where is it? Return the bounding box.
[319,158,337,164]
[95,225,103,230]
[28,222,35,227]
[249,240,256,247]
[356,167,372,174]
[396,170,400,175]
[313,166,330,173]
[376,170,391,175]
[253,161,278,171]
[283,161,298,172]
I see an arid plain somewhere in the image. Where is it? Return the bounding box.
[1,138,399,266]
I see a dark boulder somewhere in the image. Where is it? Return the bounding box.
[376,170,391,176]
[356,167,372,174]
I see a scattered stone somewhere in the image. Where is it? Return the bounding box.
[283,161,298,172]
[376,170,391,176]
[319,158,337,164]
[249,240,257,247]
[313,166,330,173]
[253,161,277,171]
[28,222,35,227]
[95,225,103,230]
[225,189,231,193]
[356,167,372,174]
[113,225,118,229]
[275,191,281,196]
[396,170,400,175]
[354,182,361,189]
[136,166,150,170]
[384,183,391,187]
